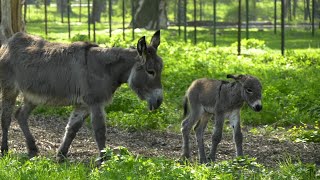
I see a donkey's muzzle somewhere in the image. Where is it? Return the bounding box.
[148,97,163,111]
[253,104,262,112]
[147,89,163,111]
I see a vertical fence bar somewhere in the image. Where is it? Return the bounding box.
[213,0,216,46]
[87,0,90,40]
[93,4,96,42]
[61,1,64,23]
[238,0,241,55]
[274,0,277,34]
[312,0,315,36]
[67,0,71,39]
[178,0,181,36]
[44,0,48,37]
[79,0,82,22]
[122,0,125,40]
[131,0,135,40]
[193,0,197,44]
[184,0,187,42]
[109,0,112,37]
[281,0,285,55]
[245,0,249,39]
[24,0,27,23]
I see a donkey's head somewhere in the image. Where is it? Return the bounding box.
[227,74,263,112]
[128,30,163,111]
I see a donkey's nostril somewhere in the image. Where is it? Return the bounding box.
[255,105,262,112]
[157,98,163,107]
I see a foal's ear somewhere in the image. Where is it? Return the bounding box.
[137,36,147,56]
[227,74,247,83]
[150,30,160,50]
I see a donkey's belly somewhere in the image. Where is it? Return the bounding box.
[22,91,83,106]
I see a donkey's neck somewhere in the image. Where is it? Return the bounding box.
[88,47,138,89]
[223,82,245,107]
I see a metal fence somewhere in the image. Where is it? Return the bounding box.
[24,0,319,55]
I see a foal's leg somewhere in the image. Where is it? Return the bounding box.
[57,106,89,160]
[181,105,203,160]
[229,110,243,157]
[208,113,224,162]
[194,113,210,163]
[90,105,106,159]
[15,100,37,157]
[1,88,18,155]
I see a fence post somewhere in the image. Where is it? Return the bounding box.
[87,0,90,40]
[122,0,125,40]
[178,0,181,37]
[238,0,241,55]
[312,0,315,36]
[44,0,48,37]
[213,0,216,46]
[281,0,285,55]
[245,0,249,39]
[274,0,277,34]
[184,0,187,42]
[67,0,71,39]
[193,0,197,44]
[79,0,82,22]
[109,0,112,37]
[131,0,135,40]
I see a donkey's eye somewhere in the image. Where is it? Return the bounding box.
[246,88,253,94]
[147,70,156,77]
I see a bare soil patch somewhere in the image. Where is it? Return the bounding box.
[3,115,320,167]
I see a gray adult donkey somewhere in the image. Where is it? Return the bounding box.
[181,74,262,163]
[0,30,163,162]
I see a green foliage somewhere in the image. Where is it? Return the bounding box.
[288,121,320,143]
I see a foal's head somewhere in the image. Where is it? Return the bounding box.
[227,74,263,112]
[128,30,163,110]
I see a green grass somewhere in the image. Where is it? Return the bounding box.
[0,148,318,180]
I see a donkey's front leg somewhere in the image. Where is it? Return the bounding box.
[208,113,224,162]
[57,106,89,160]
[229,110,243,157]
[90,105,106,160]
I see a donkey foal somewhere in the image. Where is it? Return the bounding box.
[181,74,262,163]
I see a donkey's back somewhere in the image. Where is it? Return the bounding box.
[0,32,99,106]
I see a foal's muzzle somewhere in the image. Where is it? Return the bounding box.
[251,100,262,112]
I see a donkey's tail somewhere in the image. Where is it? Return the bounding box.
[183,96,189,118]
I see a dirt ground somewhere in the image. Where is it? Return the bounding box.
[3,114,320,168]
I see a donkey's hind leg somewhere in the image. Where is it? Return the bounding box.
[194,113,210,164]
[208,113,224,162]
[57,106,89,160]
[15,100,37,158]
[181,105,203,160]
[1,88,18,155]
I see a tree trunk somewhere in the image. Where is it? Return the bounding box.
[57,0,71,14]
[91,0,106,23]
[132,0,168,29]
[0,0,24,45]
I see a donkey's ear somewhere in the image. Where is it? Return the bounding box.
[137,36,147,56]
[150,30,160,50]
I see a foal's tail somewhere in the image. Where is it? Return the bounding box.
[183,96,189,118]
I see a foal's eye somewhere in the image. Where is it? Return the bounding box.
[246,88,253,94]
[146,70,156,77]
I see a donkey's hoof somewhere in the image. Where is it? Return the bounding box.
[28,150,39,159]
[56,153,68,163]
[199,158,208,164]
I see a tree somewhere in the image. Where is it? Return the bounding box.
[132,0,168,29]
[0,0,24,45]
[91,0,106,23]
